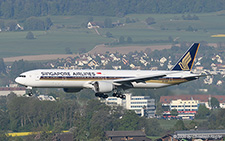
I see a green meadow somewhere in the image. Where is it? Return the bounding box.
[0,12,225,58]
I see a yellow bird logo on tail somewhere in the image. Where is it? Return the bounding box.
[178,52,192,70]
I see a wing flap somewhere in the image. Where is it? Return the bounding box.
[113,74,166,84]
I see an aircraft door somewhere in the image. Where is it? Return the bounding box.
[35,75,40,81]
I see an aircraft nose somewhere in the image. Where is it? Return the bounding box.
[15,77,25,85]
[15,77,20,84]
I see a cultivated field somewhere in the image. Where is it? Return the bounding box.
[1,12,225,59]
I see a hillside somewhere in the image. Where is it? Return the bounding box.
[1,0,225,18]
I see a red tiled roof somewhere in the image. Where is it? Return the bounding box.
[0,87,26,91]
[160,95,225,104]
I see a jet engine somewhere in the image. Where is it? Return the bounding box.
[63,88,82,93]
[93,81,114,93]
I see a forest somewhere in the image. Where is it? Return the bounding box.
[1,0,225,19]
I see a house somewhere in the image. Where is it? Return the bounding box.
[87,22,100,29]
[156,134,174,141]
[0,87,26,96]
[105,130,151,141]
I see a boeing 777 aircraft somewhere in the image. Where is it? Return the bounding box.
[15,43,203,99]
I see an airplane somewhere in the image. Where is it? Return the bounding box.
[15,43,204,99]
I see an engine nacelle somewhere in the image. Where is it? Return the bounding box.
[93,81,114,93]
[63,88,82,93]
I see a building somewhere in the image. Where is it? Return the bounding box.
[104,93,155,117]
[0,87,26,96]
[157,130,225,141]
[161,98,200,120]
[173,130,225,140]
[160,95,225,109]
[87,22,99,29]
[37,95,56,101]
[170,99,199,111]
[105,130,151,141]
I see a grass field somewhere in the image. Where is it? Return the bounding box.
[1,12,225,58]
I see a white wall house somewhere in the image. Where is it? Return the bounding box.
[104,93,155,117]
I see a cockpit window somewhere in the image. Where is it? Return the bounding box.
[19,75,26,78]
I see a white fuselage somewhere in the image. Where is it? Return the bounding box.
[15,69,198,90]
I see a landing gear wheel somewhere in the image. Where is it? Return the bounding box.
[103,94,108,99]
[28,92,33,97]
[95,93,108,99]
[112,93,116,97]
[95,93,100,97]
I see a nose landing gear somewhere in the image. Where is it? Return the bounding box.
[25,87,33,97]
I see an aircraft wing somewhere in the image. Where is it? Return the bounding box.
[113,74,166,84]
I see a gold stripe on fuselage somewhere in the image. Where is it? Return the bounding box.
[40,77,187,85]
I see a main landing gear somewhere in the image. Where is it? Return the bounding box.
[94,92,126,99]
[95,93,109,99]
[112,92,126,99]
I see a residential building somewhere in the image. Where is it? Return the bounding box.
[87,22,100,29]
[105,130,151,141]
[104,93,155,117]
[168,99,199,120]
[170,99,199,111]
[160,95,225,109]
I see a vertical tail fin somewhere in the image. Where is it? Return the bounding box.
[171,43,200,71]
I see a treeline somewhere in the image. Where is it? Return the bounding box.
[0,95,163,140]
[2,94,225,140]
[1,0,225,19]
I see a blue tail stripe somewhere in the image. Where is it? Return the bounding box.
[171,43,200,71]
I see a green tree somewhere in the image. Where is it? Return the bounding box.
[127,36,133,43]
[195,104,210,119]
[156,102,164,116]
[0,131,11,141]
[119,36,125,44]
[210,97,220,109]
[125,17,131,23]
[6,21,17,31]
[44,17,53,30]
[106,32,113,38]
[116,110,140,130]
[26,31,35,39]
[0,20,5,29]
[143,118,163,136]
[104,18,113,28]
[65,47,72,54]
[24,17,45,30]
[173,120,187,131]
[0,58,6,74]
[145,17,156,25]
[171,109,178,116]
